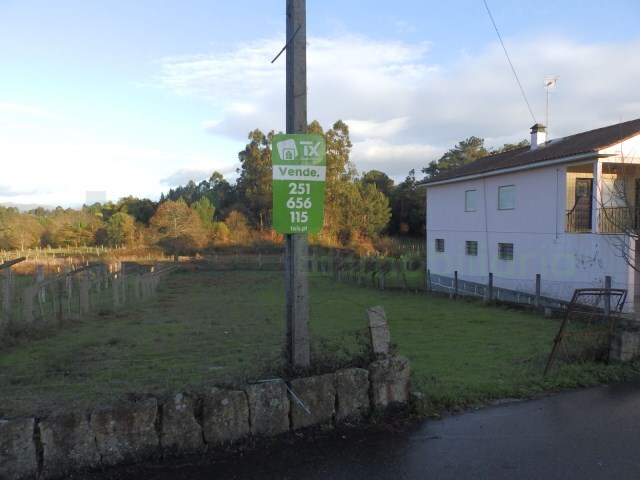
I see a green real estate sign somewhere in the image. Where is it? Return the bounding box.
[272,134,326,234]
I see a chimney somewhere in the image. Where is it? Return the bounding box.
[530,123,547,150]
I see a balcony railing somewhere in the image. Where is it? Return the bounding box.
[565,209,592,233]
[598,207,638,234]
[566,207,640,234]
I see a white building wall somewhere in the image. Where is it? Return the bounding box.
[426,163,635,306]
[600,136,640,160]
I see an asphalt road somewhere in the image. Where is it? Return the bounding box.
[83,377,640,480]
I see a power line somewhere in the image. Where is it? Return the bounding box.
[483,0,537,125]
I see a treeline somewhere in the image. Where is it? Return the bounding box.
[0,121,526,257]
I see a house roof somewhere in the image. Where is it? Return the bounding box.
[423,117,640,185]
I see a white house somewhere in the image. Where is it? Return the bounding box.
[424,118,640,311]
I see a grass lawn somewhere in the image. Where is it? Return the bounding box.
[1,268,638,419]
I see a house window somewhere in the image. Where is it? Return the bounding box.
[465,240,478,256]
[601,178,626,207]
[498,185,515,210]
[465,190,477,212]
[435,238,445,252]
[498,242,514,260]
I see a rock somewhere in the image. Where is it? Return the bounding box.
[160,393,204,453]
[367,305,391,357]
[0,417,37,480]
[609,331,640,363]
[368,355,411,412]
[202,388,250,446]
[288,374,337,429]
[90,398,159,466]
[245,382,290,437]
[335,368,370,422]
[39,410,100,478]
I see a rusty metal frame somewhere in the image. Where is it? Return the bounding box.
[544,288,627,375]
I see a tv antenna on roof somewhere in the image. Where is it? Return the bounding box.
[544,75,559,137]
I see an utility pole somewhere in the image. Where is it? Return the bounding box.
[285,0,310,369]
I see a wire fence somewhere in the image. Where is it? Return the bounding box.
[4,247,626,419]
[424,270,633,314]
[0,253,373,418]
[0,260,174,328]
[324,251,638,318]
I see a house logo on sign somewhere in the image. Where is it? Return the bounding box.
[277,139,298,161]
[276,138,323,162]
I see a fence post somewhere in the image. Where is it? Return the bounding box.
[486,272,493,304]
[22,285,36,324]
[2,265,11,314]
[454,271,458,299]
[134,275,141,302]
[426,269,431,293]
[79,270,90,315]
[65,266,72,316]
[53,279,63,325]
[535,273,541,309]
[604,275,611,317]
[36,264,46,303]
[112,274,121,309]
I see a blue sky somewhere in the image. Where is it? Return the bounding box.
[1,0,639,207]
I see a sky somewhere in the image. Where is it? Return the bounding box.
[1,0,639,208]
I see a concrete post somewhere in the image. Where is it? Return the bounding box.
[285,0,310,369]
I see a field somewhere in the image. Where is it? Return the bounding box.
[1,266,638,419]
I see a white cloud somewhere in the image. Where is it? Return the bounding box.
[156,37,285,105]
[345,117,411,140]
[161,166,236,187]
[6,30,639,208]
[353,139,441,180]
[0,103,64,120]
[154,33,640,184]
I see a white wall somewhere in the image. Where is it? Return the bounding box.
[426,163,636,305]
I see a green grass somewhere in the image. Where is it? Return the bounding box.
[1,268,638,419]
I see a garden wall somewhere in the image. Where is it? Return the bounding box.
[0,355,411,480]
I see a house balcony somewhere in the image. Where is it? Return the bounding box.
[566,207,640,234]
[599,207,639,234]
[565,209,592,233]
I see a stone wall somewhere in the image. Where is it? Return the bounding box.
[609,331,640,363]
[0,356,411,480]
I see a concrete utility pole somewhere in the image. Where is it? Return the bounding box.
[285,0,310,369]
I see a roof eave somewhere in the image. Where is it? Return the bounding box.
[420,151,615,187]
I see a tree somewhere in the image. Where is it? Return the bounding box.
[422,136,489,179]
[114,196,156,225]
[207,171,238,219]
[0,206,20,249]
[362,170,394,198]
[422,137,530,179]
[497,139,530,153]
[311,119,356,189]
[53,208,102,247]
[191,196,216,231]
[329,180,391,244]
[236,129,274,229]
[4,214,44,250]
[106,212,136,247]
[150,199,205,260]
[357,182,392,239]
[308,120,359,243]
[388,169,426,235]
[224,210,251,244]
